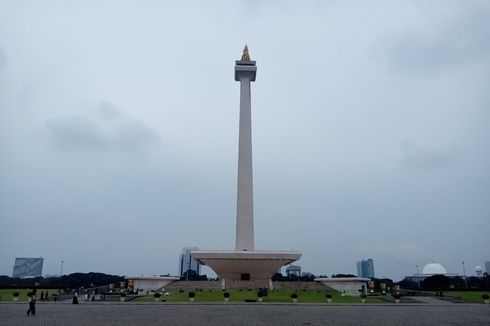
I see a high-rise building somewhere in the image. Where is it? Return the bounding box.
[285,265,301,277]
[475,266,483,277]
[357,259,375,278]
[179,247,201,278]
[485,261,490,274]
[12,257,44,278]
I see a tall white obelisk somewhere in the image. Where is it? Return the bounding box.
[191,47,301,285]
[235,45,257,251]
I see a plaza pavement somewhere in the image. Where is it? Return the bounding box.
[1,302,489,326]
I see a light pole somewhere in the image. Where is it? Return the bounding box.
[462,261,467,289]
[416,265,420,288]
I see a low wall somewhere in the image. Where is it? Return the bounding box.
[315,278,369,296]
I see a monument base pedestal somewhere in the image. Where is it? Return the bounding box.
[191,250,301,287]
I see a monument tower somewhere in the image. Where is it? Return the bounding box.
[235,45,256,251]
[192,46,301,287]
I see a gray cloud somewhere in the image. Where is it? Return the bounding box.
[0,47,6,70]
[46,115,111,151]
[45,102,161,153]
[0,1,488,281]
[359,241,432,265]
[95,101,122,121]
[389,2,490,73]
[399,141,453,170]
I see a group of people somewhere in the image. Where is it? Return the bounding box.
[39,291,50,302]
[84,291,105,302]
[26,290,54,316]
[72,289,106,304]
[25,287,106,315]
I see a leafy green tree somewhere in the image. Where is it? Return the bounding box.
[422,275,450,290]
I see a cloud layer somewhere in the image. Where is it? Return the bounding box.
[0,0,488,281]
[45,103,161,154]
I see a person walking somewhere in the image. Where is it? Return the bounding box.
[72,291,79,304]
[26,292,36,316]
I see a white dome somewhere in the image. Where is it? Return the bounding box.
[422,263,447,275]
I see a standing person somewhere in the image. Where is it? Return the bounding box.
[26,292,36,316]
[40,291,44,302]
[72,291,79,304]
[26,292,32,316]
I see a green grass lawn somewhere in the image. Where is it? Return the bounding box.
[132,290,386,304]
[445,291,490,304]
[0,289,59,302]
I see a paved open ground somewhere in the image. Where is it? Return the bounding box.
[1,302,489,326]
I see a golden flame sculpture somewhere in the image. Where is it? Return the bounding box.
[241,45,250,61]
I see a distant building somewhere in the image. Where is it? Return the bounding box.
[475,266,483,277]
[485,261,490,274]
[404,262,459,283]
[357,259,375,278]
[12,257,44,278]
[179,247,201,278]
[285,264,301,277]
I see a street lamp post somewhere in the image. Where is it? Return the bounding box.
[416,265,420,288]
[462,261,468,289]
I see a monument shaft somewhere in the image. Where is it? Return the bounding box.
[235,46,257,251]
[236,76,254,251]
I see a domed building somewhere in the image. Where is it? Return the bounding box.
[404,262,458,284]
[422,263,447,275]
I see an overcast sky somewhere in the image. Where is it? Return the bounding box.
[0,0,489,281]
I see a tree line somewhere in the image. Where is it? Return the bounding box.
[397,274,490,290]
[0,272,124,289]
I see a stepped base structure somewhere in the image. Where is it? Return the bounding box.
[126,276,179,292]
[191,250,301,283]
[165,280,334,292]
[192,46,301,288]
[315,277,370,296]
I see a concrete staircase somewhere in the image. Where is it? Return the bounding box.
[165,281,222,292]
[164,280,334,292]
[272,281,333,292]
[225,280,271,289]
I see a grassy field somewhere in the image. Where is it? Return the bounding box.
[132,290,386,304]
[0,289,59,302]
[445,291,490,304]
[3,288,488,304]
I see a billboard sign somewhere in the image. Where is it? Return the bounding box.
[12,257,44,278]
